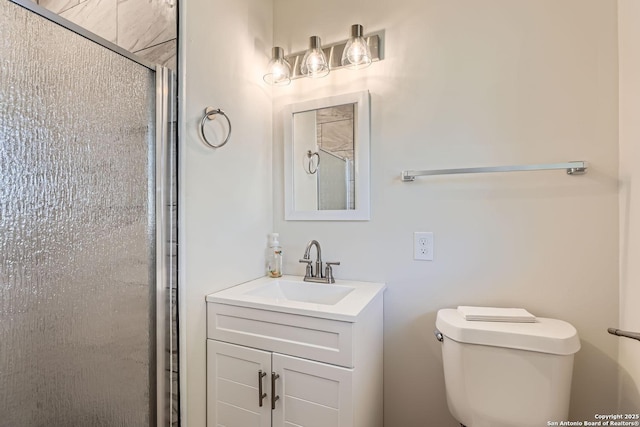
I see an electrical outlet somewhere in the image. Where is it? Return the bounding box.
[414,232,434,261]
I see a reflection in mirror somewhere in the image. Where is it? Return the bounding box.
[293,104,354,211]
[284,91,370,221]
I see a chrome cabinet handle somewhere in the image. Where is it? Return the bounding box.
[258,370,267,407]
[271,372,280,410]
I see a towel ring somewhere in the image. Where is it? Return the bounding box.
[305,150,320,174]
[199,107,232,149]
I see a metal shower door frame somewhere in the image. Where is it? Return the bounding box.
[155,64,179,427]
[8,0,177,425]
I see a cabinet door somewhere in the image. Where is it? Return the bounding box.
[272,353,354,427]
[207,340,272,427]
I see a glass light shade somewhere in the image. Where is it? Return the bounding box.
[300,36,330,78]
[341,24,372,69]
[263,47,291,86]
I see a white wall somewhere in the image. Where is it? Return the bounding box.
[618,0,640,412]
[178,0,273,424]
[273,0,619,425]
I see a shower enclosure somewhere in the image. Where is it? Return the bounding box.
[317,148,352,210]
[0,0,178,425]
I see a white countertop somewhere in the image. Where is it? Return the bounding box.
[206,275,386,322]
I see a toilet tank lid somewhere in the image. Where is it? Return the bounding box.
[436,308,581,355]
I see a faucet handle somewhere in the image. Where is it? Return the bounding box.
[299,258,313,279]
[324,262,340,284]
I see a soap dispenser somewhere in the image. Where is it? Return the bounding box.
[266,233,283,278]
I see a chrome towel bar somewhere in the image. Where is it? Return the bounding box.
[401,161,588,182]
[608,328,640,342]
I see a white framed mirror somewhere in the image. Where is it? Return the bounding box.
[283,90,370,221]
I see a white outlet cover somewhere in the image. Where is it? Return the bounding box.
[414,232,434,261]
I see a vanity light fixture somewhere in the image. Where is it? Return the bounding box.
[341,24,372,69]
[263,24,383,85]
[263,47,292,86]
[300,36,330,78]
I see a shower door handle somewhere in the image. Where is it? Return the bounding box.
[608,328,640,342]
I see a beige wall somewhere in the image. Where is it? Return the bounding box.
[272,0,619,425]
[178,0,273,425]
[618,0,640,412]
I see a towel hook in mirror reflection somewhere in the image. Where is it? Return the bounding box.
[305,150,320,174]
[199,107,232,148]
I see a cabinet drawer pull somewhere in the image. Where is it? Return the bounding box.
[258,370,267,407]
[271,372,280,410]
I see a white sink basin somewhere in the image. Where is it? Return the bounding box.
[206,275,386,321]
[244,279,355,305]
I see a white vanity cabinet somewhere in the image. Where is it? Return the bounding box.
[208,340,353,427]
[206,281,384,427]
[207,340,272,426]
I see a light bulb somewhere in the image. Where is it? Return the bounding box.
[300,36,330,78]
[263,47,291,86]
[341,24,372,69]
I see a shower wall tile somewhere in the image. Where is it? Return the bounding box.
[118,0,176,52]
[135,39,177,70]
[59,0,117,43]
[38,0,177,70]
[316,104,354,124]
[39,0,78,14]
[319,120,354,154]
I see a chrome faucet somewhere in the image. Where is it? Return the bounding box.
[298,240,340,283]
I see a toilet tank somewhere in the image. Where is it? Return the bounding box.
[436,309,581,427]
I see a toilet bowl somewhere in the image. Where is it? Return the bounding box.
[435,308,581,427]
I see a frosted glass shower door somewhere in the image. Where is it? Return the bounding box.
[0,1,169,426]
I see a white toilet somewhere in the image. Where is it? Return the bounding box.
[435,308,581,427]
